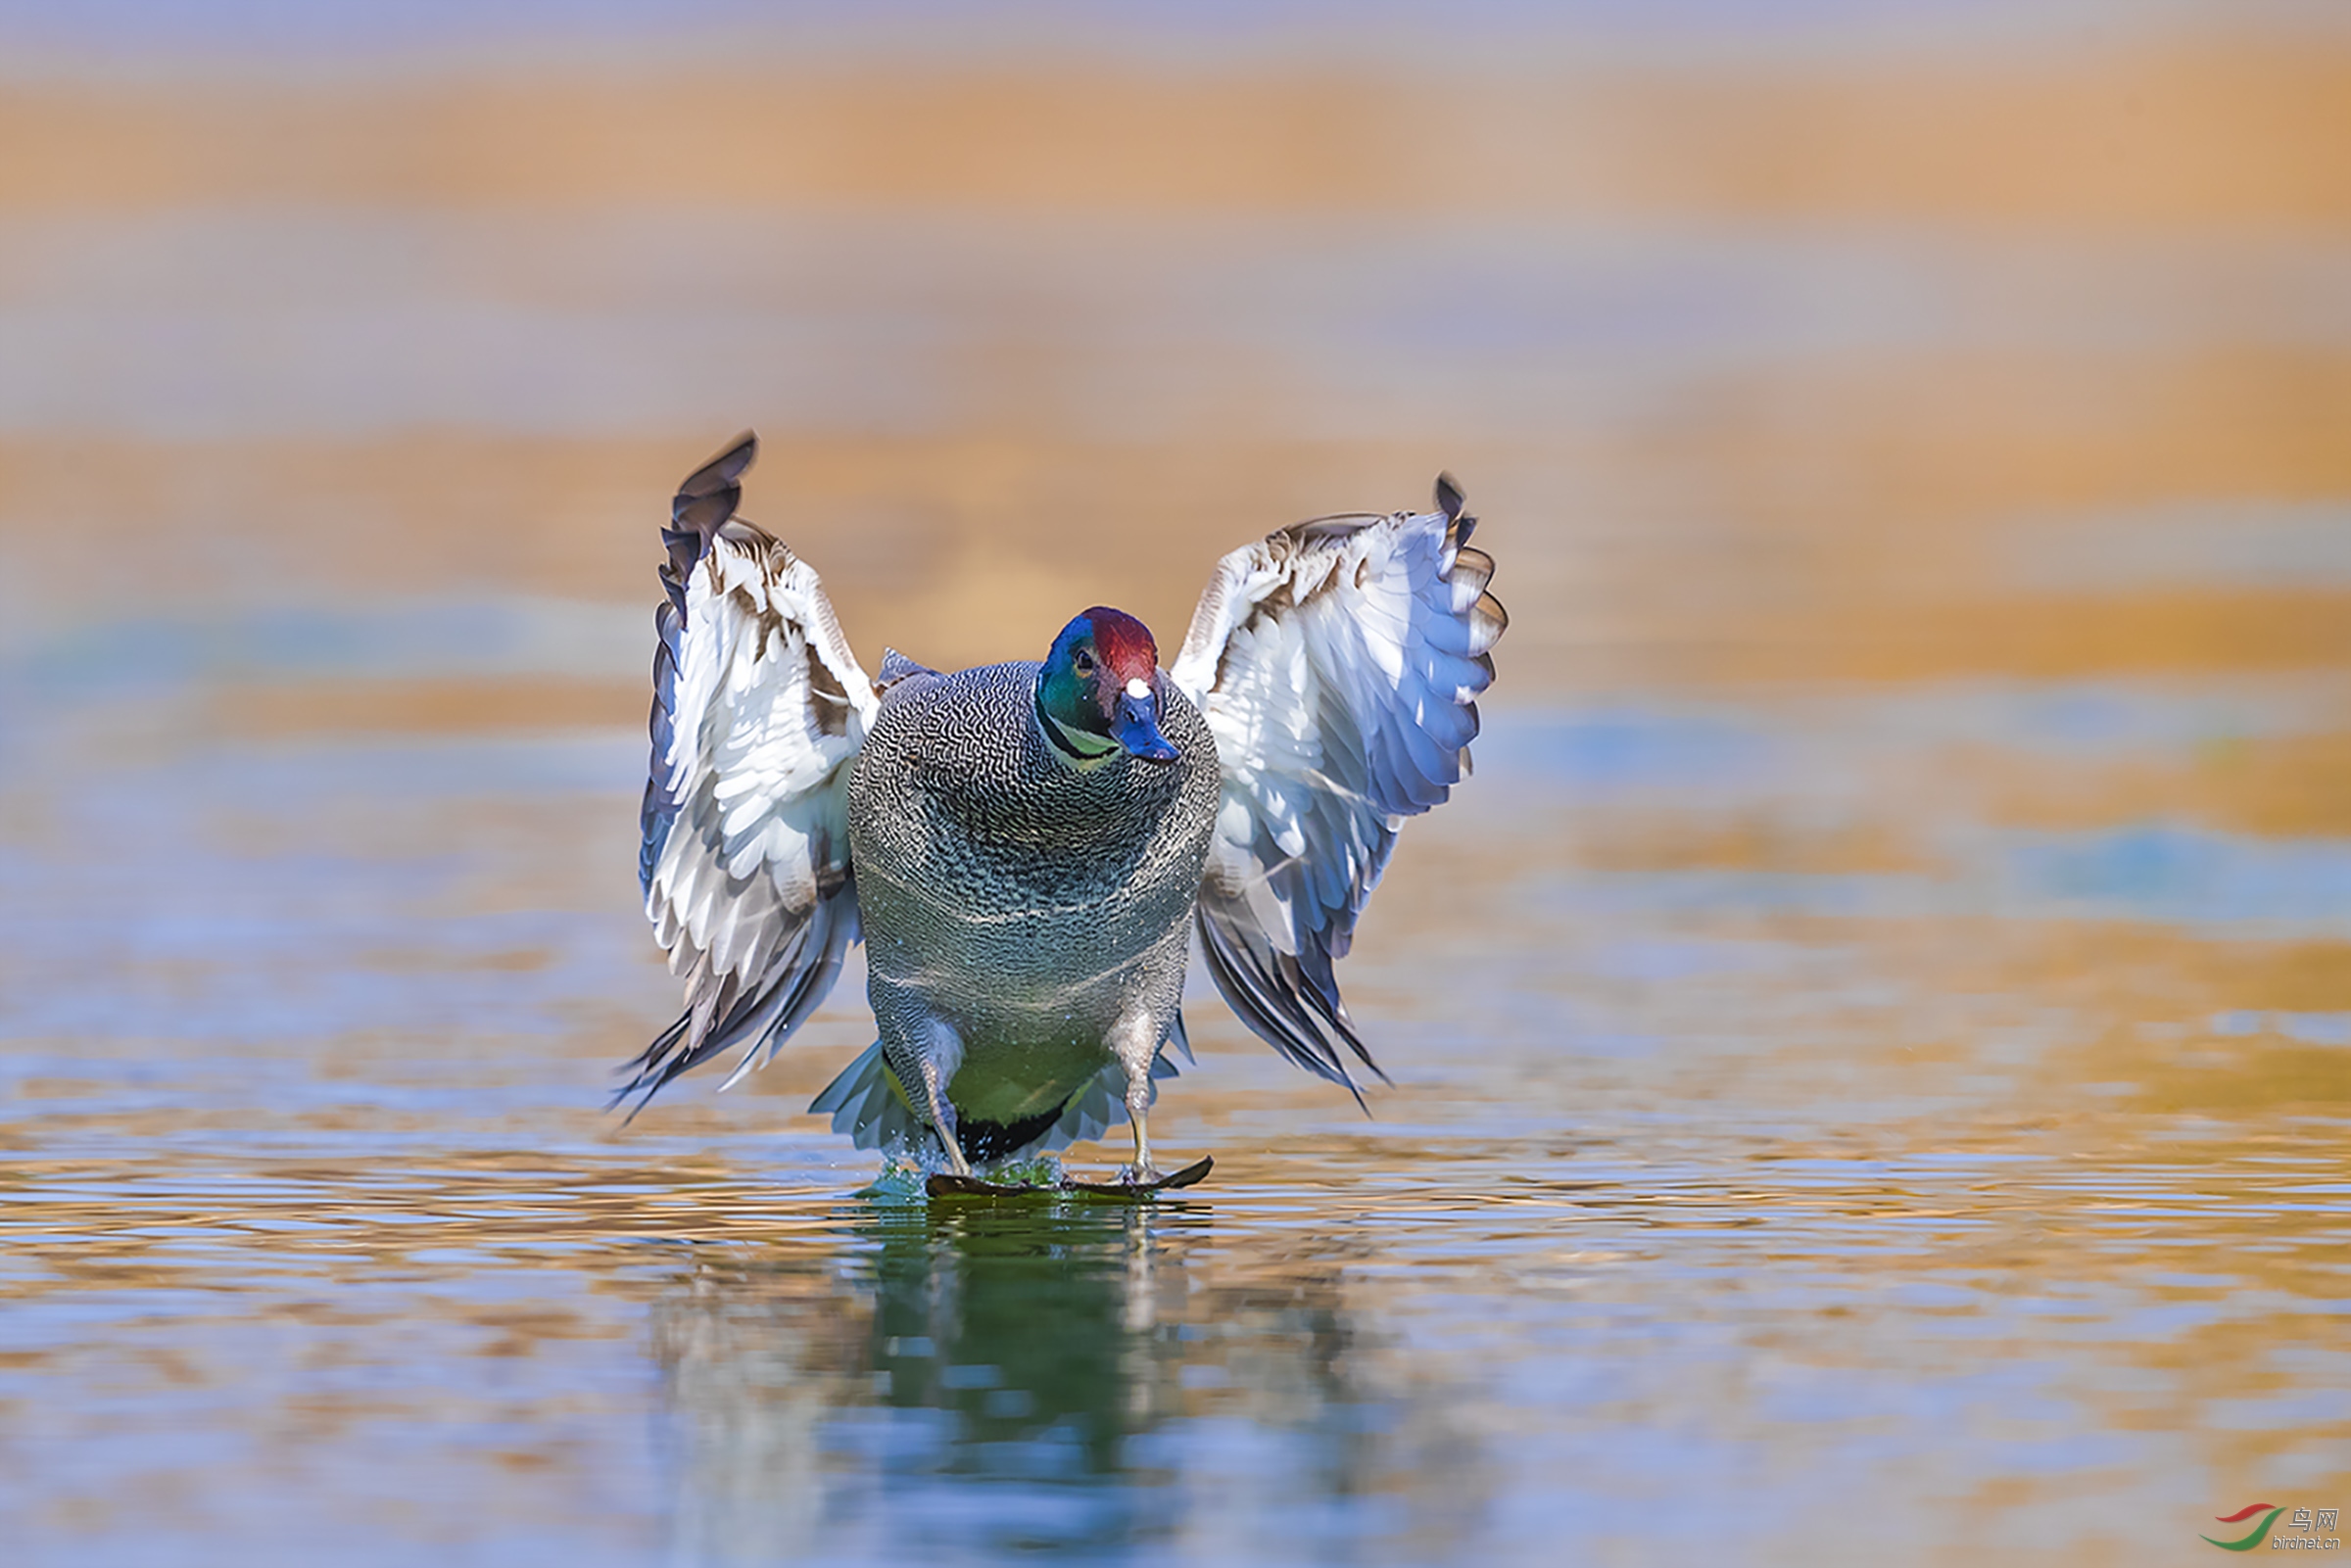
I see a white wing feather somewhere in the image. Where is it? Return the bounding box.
[1171,476,1505,1097]
[620,434,879,1111]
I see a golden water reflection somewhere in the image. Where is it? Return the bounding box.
[3,1079,2344,1560]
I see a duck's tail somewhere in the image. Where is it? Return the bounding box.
[809,1042,927,1154]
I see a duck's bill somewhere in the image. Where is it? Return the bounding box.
[1113,689,1179,763]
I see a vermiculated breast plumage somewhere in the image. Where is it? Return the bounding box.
[848,661,1219,1143]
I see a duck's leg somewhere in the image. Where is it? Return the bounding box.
[928,1087,972,1177]
[1111,1010,1165,1185]
[1124,1096,1158,1185]
[882,1013,971,1176]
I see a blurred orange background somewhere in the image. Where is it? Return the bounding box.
[2,5,2344,716]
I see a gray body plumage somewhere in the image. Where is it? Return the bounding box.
[848,660,1219,1159]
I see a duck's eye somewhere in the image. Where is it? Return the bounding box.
[1073,649,1096,676]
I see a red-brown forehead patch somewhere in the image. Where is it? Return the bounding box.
[1082,606,1159,681]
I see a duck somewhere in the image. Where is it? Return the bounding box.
[620,433,1507,1179]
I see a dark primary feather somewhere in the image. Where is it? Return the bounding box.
[667,430,758,579]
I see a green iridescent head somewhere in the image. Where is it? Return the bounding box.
[1036,607,1178,765]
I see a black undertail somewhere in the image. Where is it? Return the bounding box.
[956,1106,1069,1164]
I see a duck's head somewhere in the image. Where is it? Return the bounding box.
[1037,606,1179,765]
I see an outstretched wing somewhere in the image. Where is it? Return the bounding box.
[1169,475,1506,1102]
[619,432,881,1113]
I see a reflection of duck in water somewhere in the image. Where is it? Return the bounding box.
[866,1206,1184,1456]
[648,1202,1381,1562]
[619,434,1506,1177]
